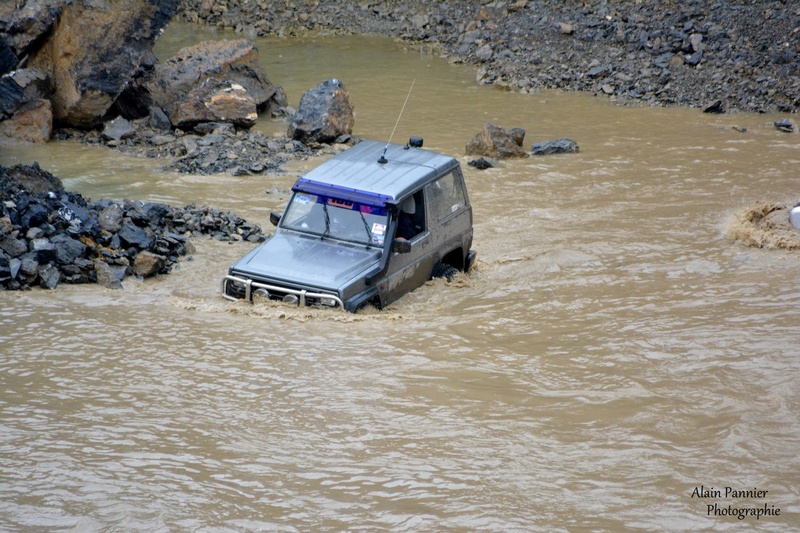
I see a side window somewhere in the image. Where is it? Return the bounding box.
[425,170,467,224]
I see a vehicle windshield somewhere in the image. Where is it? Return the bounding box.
[281,192,389,247]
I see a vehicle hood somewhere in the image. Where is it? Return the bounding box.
[230,231,382,291]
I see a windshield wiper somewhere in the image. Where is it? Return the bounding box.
[321,202,331,240]
[359,211,373,248]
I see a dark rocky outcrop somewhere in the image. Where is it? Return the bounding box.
[0,164,267,291]
[288,79,355,144]
[465,123,527,159]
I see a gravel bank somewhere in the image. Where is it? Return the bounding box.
[176,0,800,114]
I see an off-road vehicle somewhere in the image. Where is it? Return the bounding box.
[222,137,476,311]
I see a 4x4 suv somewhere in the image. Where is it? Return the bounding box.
[221,138,476,311]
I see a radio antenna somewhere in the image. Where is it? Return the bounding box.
[378,78,416,164]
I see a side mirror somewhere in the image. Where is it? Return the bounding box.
[269,211,281,227]
[392,239,411,254]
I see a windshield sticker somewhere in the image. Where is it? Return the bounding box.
[328,198,355,209]
[294,194,312,205]
[372,223,386,236]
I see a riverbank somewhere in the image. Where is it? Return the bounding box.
[176,0,800,115]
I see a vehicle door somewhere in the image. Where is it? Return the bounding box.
[379,189,435,305]
[424,168,471,268]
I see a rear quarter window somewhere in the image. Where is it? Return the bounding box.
[426,170,467,224]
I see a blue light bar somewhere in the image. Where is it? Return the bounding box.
[293,177,395,207]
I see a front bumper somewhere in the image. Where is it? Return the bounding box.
[222,274,345,309]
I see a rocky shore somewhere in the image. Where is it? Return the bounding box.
[0,164,266,291]
[177,0,799,115]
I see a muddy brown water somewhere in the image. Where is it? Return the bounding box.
[2,24,800,532]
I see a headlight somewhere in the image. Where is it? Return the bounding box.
[319,296,338,307]
[282,294,299,305]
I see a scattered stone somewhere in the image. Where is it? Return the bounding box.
[102,116,136,141]
[774,119,798,133]
[531,138,580,155]
[468,157,497,170]
[703,100,725,114]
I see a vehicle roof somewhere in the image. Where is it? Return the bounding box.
[293,139,459,207]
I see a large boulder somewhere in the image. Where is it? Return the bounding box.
[288,78,354,144]
[465,123,527,159]
[146,39,283,130]
[26,0,178,128]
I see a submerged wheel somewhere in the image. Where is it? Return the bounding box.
[432,262,459,282]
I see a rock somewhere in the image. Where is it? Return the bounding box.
[51,234,86,265]
[465,123,527,159]
[30,237,57,263]
[21,202,50,228]
[175,81,258,129]
[38,262,60,289]
[531,138,580,155]
[477,3,508,20]
[117,219,153,249]
[0,236,28,258]
[133,250,166,277]
[148,106,172,131]
[288,79,355,144]
[684,50,703,66]
[468,157,497,170]
[703,100,725,114]
[587,65,610,78]
[147,39,283,130]
[98,203,124,232]
[101,117,136,142]
[0,99,53,144]
[774,119,798,133]
[27,0,178,128]
[476,44,493,62]
[94,259,122,289]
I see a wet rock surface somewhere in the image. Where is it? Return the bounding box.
[0,164,267,291]
[176,0,800,115]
